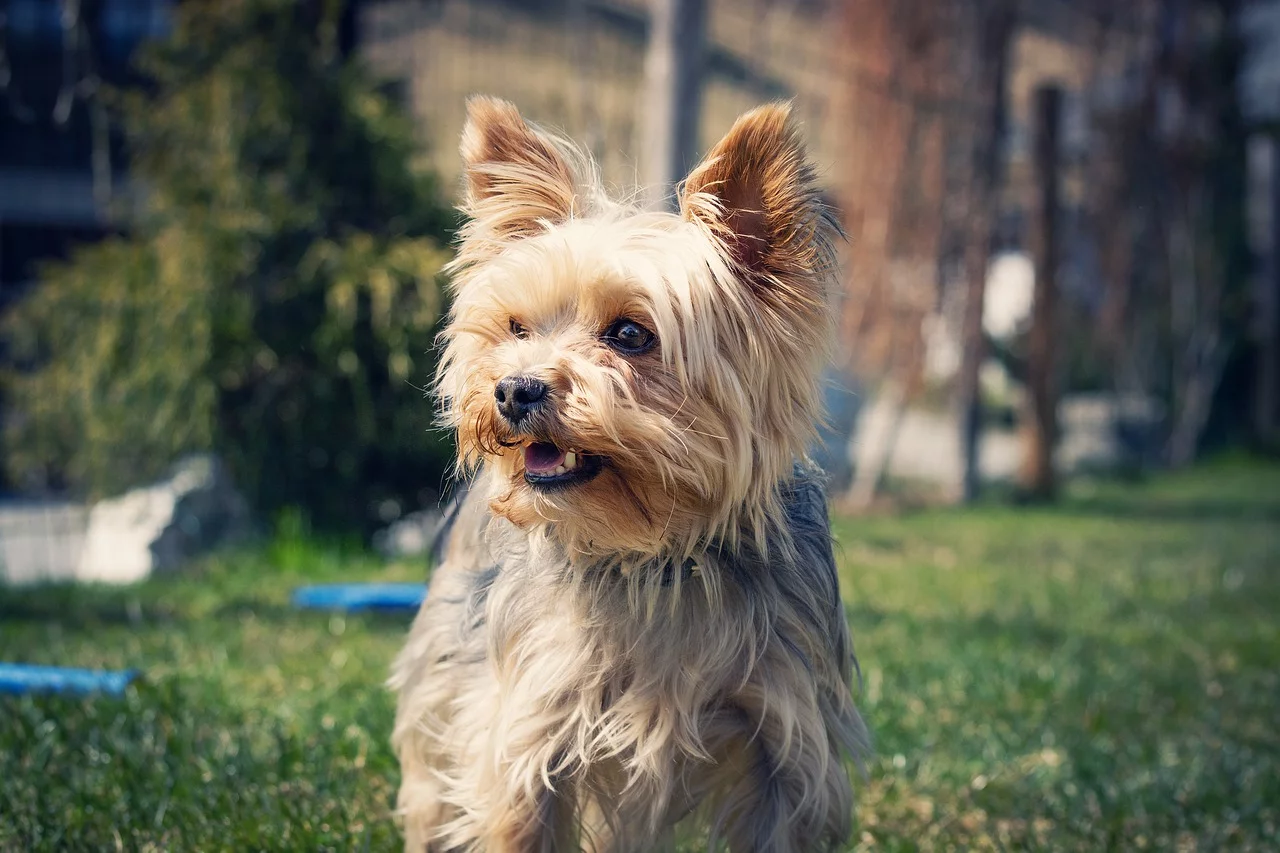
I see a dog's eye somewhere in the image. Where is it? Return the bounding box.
[509,318,528,340]
[602,319,656,355]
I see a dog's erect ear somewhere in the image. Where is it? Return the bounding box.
[679,103,835,309]
[460,96,578,241]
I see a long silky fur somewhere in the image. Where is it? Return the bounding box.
[390,97,868,852]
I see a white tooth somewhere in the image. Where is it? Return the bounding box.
[564,451,577,469]
[552,465,566,475]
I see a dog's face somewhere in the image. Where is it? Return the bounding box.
[437,98,837,560]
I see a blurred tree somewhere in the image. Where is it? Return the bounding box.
[1089,0,1252,467]
[1018,85,1062,501]
[1161,0,1251,466]
[838,0,957,509]
[2,0,456,535]
[1251,136,1279,446]
[954,0,1015,504]
[838,0,1012,508]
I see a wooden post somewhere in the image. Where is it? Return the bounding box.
[955,0,1015,503]
[641,0,707,210]
[1019,84,1062,500]
[1251,134,1280,444]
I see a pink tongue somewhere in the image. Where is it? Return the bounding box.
[524,442,566,474]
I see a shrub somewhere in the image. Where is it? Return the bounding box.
[3,0,456,534]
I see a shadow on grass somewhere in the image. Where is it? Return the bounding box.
[0,587,417,634]
[847,603,1068,653]
[213,597,417,631]
[0,589,179,628]
[1056,497,1280,524]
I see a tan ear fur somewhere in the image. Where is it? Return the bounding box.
[460,96,579,242]
[679,103,837,314]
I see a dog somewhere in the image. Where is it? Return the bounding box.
[390,96,866,852]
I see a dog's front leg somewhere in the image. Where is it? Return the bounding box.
[714,674,855,852]
[439,756,573,853]
[444,682,582,853]
[475,779,576,853]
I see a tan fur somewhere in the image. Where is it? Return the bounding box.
[391,97,866,852]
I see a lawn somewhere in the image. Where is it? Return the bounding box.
[2,457,1278,851]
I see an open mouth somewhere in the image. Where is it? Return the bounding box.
[522,441,603,489]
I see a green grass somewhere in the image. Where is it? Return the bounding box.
[3,457,1278,851]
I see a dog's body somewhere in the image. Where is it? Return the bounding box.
[391,98,865,852]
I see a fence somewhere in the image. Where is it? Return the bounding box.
[359,0,847,194]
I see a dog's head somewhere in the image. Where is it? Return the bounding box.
[438,97,838,561]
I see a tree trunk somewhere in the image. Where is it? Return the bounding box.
[1165,189,1227,468]
[641,0,707,210]
[1251,135,1280,444]
[1018,85,1062,500]
[954,0,1015,503]
[1168,352,1223,466]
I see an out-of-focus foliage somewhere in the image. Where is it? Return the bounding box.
[2,0,456,533]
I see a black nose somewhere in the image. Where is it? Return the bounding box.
[494,375,548,423]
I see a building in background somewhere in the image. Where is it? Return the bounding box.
[0,0,171,307]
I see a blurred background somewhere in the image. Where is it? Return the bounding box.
[0,0,1277,572]
[0,0,1277,562]
[1,2,1279,850]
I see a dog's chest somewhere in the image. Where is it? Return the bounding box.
[479,554,737,718]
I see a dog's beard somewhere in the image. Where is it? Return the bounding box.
[454,380,717,560]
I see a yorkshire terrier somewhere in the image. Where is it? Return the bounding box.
[390,97,866,852]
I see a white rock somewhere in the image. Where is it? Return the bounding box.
[76,454,250,584]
